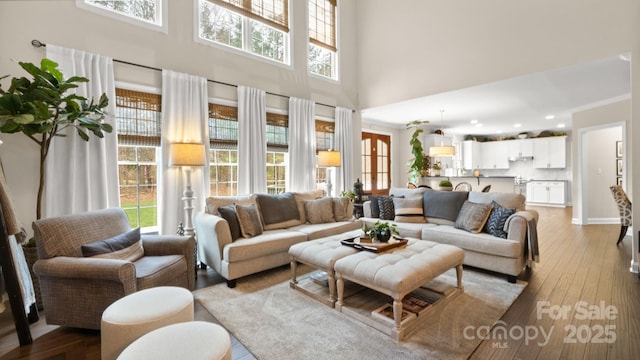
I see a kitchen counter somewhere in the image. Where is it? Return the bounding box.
[418,176,516,193]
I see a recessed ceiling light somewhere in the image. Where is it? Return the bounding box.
[557,123,565,128]
[545,115,555,120]
[514,123,522,128]
[470,119,478,124]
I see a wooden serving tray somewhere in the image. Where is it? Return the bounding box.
[340,236,408,253]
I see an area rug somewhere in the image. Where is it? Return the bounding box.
[194,265,526,360]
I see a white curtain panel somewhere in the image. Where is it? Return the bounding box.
[335,107,354,194]
[44,45,119,217]
[237,86,267,195]
[287,97,316,192]
[159,70,209,235]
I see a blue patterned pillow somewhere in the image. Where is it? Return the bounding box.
[377,196,395,220]
[484,200,516,238]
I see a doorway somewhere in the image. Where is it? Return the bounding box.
[361,132,391,195]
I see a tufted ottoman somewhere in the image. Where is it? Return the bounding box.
[289,230,361,306]
[334,239,464,340]
[101,286,194,360]
[117,321,231,360]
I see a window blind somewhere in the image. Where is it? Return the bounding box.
[315,120,334,151]
[267,112,288,151]
[209,0,289,32]
[115,88,162,146]
[309,0,336,52]
[209,103,239,149]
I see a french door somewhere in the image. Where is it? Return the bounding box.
[361,132,391,195]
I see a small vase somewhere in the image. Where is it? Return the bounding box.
[375,231,391,243]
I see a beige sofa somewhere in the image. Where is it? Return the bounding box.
[194,190,362,287]
[361,187,539,282]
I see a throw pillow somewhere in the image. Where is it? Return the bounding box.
[304,197,336,224]
[235,203,264,237]
[218,205,242,241]
[332,197,353,221]
[205,195,255,215]
[377,196,395,220]
[81,228,143,262]
[368,195,381,218]
[454,201,493,233]
[255,192,302,230]
[484,200,516,238]
[423,189,469,222]
[393,197,426,223]
[292,190,324,222]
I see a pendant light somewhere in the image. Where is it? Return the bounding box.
[429,109,456,157]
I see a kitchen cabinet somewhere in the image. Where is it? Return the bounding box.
[506,139,533,159]
[480,141,509,169]
[533,137,566,168]
[527,181,566,206]
[462,140,482,170]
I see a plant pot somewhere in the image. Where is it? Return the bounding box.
[375,231,392,243]
[22,245,43,310]
[439,186,453,191]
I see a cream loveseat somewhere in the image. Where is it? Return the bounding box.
[360,187,539,282]
[194,190,362,287]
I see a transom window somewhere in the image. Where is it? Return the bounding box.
[308,0,338,79]
[198,0,290,64]
[77,0,167,31]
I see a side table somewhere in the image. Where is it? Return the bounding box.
[353,202,364,219]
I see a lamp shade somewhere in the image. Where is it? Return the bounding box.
[429,145,456,157]
[317,150,341,167]
[169,143,206,167]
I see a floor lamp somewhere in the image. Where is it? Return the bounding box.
[318,150,341,197]
[169,143,205,237]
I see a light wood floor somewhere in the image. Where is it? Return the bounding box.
[1,206,639,359]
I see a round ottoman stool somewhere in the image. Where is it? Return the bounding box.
[101,286,194,360]
[117,321,232,360]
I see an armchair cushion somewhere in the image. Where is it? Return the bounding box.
[81,228,143,262]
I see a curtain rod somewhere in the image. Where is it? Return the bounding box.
[31,40,354,113]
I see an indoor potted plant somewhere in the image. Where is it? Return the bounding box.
[367,220,399,242]
[432,160,442,176]
[438,179,453,191]
[406,120,429,184]
[0,58,111,220]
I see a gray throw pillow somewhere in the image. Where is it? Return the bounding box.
[255,192,302,230]
[423,189,469,222]
[81,228,143,262]
[235,203,263,237]
[455,201,493,233]
[218,205,242,241]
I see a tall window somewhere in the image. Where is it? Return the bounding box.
[315,120,335,189]
[207,103,289,195]
[308,0,337,79]
[77,0,166,31]
[115,88,161,231]
[198,0,290,64]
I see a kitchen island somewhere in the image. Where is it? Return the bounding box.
[418,176,516,193]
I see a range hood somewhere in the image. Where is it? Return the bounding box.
[508,156,534,162]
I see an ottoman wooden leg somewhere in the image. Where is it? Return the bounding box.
[336,273,344,310]
[392,298,403,339]
[328,271,337,306]
[289,258,298,288]
[456,264,464,291]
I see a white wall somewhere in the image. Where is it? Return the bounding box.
[584,126,622,221]
[0,0,359,234]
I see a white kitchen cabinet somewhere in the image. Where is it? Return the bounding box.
[480,141,509,169]
[533,137,566,168]
[506,139,533,158]
[527,181,566,206]
[462,140,482,170]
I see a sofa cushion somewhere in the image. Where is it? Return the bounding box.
[223,230,308,263]
[423,189,469,222]
[422,226,522,258]
[289,220,362,240]
[293,190,324,222]
[455,201,493,233]
[377,196,395,220]
[255,192,302,230]
[333,197,353,221]
[205,195,256,216]
[484,201,516,238]
[393,197,426,223]
[218,205,242,241]
[235,203,264,237]
[468,191,526,211]
[81,228,143,262]
[304,197,336,224]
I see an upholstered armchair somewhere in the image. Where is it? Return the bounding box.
[32,208,195,330]
[609,185,632,245]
